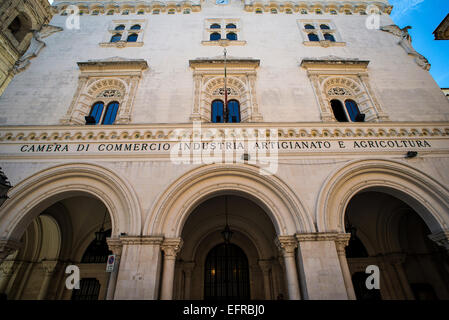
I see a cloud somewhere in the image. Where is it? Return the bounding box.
[390,0,425,19]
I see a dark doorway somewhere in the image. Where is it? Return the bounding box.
[204,243,250,300]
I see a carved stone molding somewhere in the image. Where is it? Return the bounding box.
[106,237,123,256]
[119,236,164,246]
[161,238,183,259]
[276,236,297,257]
[40,260,58,275]
[0,239,22,262]
[428,230,449,251]
[0,260,18,276]
[258,259,272,272]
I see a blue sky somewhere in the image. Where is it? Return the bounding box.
[47,0,448,87]
[389,0,449,88]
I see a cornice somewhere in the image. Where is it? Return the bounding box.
[77,58,149,72]
[0,122,447,143]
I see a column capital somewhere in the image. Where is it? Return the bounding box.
[428,230,449,251]
[276,236,297,256]
[0,239,22,262]
[0,260,18,275]
[258,259,272,272]
[295,232,344,242]
[106,237,123,256]
[161,238,183,259]
[40,260,58,275]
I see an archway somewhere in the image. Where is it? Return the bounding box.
[344,190,449,300]
[0,163,141,300]
[174,194,286,300]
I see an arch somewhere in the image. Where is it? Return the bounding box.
[110,34,122,43]
[316,159,449,234]
[226,32,237,41]
[210,32,221,41]
[0,163,141,242]
[127,33,138,42]
[144,164,314,237]
[89,101,104,124]
[308,33,319,41]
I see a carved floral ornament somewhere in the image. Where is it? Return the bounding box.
[1,124,448,143]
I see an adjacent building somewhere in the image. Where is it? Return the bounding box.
[0,0,449,300]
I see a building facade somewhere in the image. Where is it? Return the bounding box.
[0,0,449,300]
[0,0,54,96]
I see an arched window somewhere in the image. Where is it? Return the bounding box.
[300,9,308,14]
[204,243,250,300]
[71,278,101,300]
[308,33,319,41]
[92,10,99,16]
[137,10,145,15]
[102,102,119,124]
[210,23,221,29]
[330,99,348,122]
[115,25,125,31]
[168,9,175,14]
[110,34,122,42]
[211,100,224,123]
[330,10,337,15]
[304,24,315,29]
[320,24,330,30]
[107,10,114,15]
[122,10,129,15]
[127,33,138,42]
[345,10,352,15]
[153,9,160,14]
[227,100,240,123]
[255,8,263,14]
[324,33,336,42]
[210,32,221,41]
[271,8,278,14]
[316,9,323,14]
[226,32,237,41]
[226,23,236,29]
[184,9,191,14]
[88,102,104,124]
[130,24,141,30]
[345,99,362,122]
[285,8,293,14]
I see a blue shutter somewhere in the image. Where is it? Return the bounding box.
[102,102,119,125]
[211,100,224,123]
[90,102,104,124]
[345,100,360,122]
[227,100,240,123]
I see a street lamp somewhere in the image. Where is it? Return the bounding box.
[221,195,233,244]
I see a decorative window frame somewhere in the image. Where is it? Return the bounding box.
[299,19,345,47]
[300,57,389,122]
[189,58,262,122]
[99,19,146,48]
[202,19,246,46]
[60,58,148,125]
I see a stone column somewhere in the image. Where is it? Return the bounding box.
[106,237,123,300]
[296,233,348,300]
[190,73,203,121]
[37,260,58,300]
[0,260,17,295]
[386,253,414,300]
[160,238,183,300]
[183,262,195,300]
[247,73,263,121]
[334,233,356,300]
[276,236,301,300]
[258,260,273,300]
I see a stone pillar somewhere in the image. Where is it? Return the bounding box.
[296,233,348,300]
[258,260,273,300]
[37,260,58,300]
[190,73,203,121]
[106,237,123,300]
[385,253,414,300]
[183,262,195,300]
[334,233,356,300]
[0,260,17,295]
[113,236,164,300]
[160,238,183,300]
[248,73,263,121]
[276,236,301,300]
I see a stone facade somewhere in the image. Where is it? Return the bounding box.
[0,0,54,96]
[0,0,449,300]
